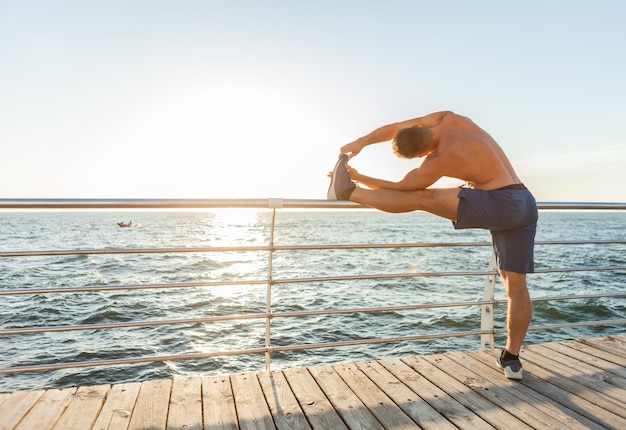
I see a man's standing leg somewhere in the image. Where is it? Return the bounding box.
[499,270,532,355]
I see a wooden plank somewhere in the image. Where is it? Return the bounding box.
[0,390,45,430]
[355,360,457,430]
[230,372,276,430]
[333,362,419,429]
[308,365,383,429]
[443,351,598,430]
[464,352,604,428]
[563,340,626,368]
[580,336,626,359]
[429,353,544,428]
[381,357,490,430]
[416,354,532,429]
[127,379,172,430]
[493,349,626,429]
[92,382,141,430]
[15,387,76,430]
[53,385,110,430]
[2,337,624,430]
[167,377,202,430]
[282,367,348,430]
[599,334,626,348]
[0,392,9,407]
[523,347,626,413]
[604,334,626,345]
[537,342,626,388]
[257,370,311,430]
[201,375,238,430]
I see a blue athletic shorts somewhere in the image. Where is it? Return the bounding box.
[453,184,538,274]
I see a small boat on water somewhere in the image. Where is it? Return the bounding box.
[117,221,133,228]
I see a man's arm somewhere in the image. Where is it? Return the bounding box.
[351,157,443,191]
[340,111,453,158]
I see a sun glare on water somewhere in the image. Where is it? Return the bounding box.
[211,208,266,240]
[205,208,270,299]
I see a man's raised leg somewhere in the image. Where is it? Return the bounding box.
[350,187,461,220]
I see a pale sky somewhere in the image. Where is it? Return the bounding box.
[1,1,625,202]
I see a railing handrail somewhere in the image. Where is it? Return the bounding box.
[2,292,624,337]
[0,199,624,382]
[0,198,625,210]
[3,239,626,259]
[2,266,625,297]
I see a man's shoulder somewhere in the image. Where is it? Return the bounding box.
[440,112,474,127]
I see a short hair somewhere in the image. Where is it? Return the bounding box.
[392,127,432,159]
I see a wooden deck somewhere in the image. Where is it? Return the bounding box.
[1,336,625,430]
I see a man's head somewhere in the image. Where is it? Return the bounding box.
[392,127,434,159]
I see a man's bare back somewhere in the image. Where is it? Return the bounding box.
[421,113,522,190]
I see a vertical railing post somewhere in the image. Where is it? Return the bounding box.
[265,199,283,371]
[480,252,498,350]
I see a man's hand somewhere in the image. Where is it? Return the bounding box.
[340,139,366,159]
[328,162,359,182]
[346,165,359,181]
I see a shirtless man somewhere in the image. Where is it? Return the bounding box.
[327,111,538,379]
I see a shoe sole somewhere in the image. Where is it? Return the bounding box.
[496,358,523,380]
[503,367,523,380]
[327,155,348,200]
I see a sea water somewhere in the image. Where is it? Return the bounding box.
[1,210,625,391]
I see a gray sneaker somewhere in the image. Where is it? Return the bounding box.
[327,155,356,200]
[496,350,523,380]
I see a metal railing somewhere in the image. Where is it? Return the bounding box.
[1,199,625,377]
